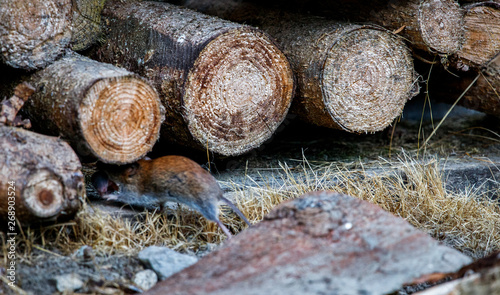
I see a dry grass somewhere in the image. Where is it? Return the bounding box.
[230,152,500,258]
[3,153,499,259]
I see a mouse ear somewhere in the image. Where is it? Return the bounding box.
[125,163,140,178]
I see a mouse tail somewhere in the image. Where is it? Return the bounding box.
[215,219,233,239]
[220,196,251,226]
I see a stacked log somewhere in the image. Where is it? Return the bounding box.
[93,0,295,156]
[432,2,500,116]
[451,2,500,70]
[21,52,164,164]
[0,0,73,70]
[180,0,419,132]
[70,0,107,51]
[0,0,108,70]
[0,126,84,226]
[431,54,500,117]
[241,0,466,56]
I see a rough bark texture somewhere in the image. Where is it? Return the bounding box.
[70,0,106,51]
[432,54,500,116]
[22,52,164,164]
[0,126,84,226]
[451,2,500,71]
[93,0,294,156]
[182,0,418,132]
[0,0,73,70]
[233,0,465,55]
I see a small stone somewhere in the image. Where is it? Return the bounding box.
[133,269,158,291]
[138,246,198,280]
[54,273,84,292]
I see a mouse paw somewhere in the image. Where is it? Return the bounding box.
[102,194,119,201]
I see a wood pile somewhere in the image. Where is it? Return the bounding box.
[0,0,498,223]
[93,0,295,155]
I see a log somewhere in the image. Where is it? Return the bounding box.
[22,52,164,164]
[181,0,419,132]
[239,0,465,56]
[0,0,73,70]
[70,0,107,51]
[451,2,500,71]
[93,0,294,156]
[0,126,84,226]
[430,54,500,116]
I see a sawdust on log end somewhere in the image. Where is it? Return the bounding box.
[184,28,294,155]
[418,0,464,55]
[79,76,163,164]
[320,29,416,133]
[0,0,73,70]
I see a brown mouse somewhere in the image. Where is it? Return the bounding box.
[94,155,250,238]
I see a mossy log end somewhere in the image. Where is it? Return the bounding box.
[23,53,164,164]
[182,0,419,132]
[0,126,84,226]
[94,0,294,156]
[0,0,73,70]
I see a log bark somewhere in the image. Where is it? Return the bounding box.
[430,54,500,116]
[0,126,84,226]
[235,0,465,56]
[93,0,294,156]
[0,0,73,70]
[451,2,500,71]
[22,52,164,164]
[181,0,419,132]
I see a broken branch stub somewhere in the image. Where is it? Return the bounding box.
[0,126,84,226]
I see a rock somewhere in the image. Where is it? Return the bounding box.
[133,269,158,291]
[71,245,94,263]
[138,246,199,280]
[54,273,84,292]
[145,191,472,295]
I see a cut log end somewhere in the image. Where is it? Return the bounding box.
[0,0,72,70]
[322,29,416,133]
[79,76,163,164]
[22,170,64,218]
[183,28,294,156]
[418,0,464,54]
[457,4,500,68]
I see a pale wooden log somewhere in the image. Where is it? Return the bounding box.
[93,0,295,156]
[451,2,500,71]
[22,52,164,164]
[181,0,419,132]
[0,0,73,70]
[0,126,84,226]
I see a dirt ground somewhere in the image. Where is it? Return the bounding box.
[2,94,500,295]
